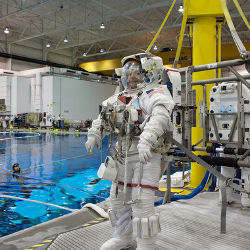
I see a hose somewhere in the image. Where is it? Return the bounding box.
[154,170,210,206]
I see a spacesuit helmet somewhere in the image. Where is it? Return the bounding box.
[115,53,163,91]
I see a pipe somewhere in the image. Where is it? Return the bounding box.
[199,155,239,168]
[205,146,248,155]
[0,52,88,72]
[191,74,250,86]
[179,58,249,73]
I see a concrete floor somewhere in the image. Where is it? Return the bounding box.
[1,192,250,250]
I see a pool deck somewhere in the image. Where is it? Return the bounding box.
[0,202,109,250]
[1,191,250,250]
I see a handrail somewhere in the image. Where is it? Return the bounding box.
[173,0,189,68]
[220,0,248,58]
[232,0,250,30]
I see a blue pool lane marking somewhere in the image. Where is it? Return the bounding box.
[30,150,106,169]
[0,150,104,177]
[0,132,41,141]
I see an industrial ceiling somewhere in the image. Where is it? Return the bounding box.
[0,0,249,68]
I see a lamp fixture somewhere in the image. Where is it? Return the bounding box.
[100,23,105,29]
[83,52,87,57]
[153,45,158,51]
[100,0,105,30]
[178,5,184,13]
[4,27,10,34]
[46,42,51,48]
[63,37,68,43]
[100,48,105,53]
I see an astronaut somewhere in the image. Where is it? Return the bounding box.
[85,53,175,250]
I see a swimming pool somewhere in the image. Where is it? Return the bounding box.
[0,132,111,237]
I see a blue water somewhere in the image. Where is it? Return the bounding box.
[0,132,111,237]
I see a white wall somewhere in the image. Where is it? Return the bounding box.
[0,76,12,112]
[11,76,31,115]
[0,69,116,120]
[42,75,53,115]
[42,75,116,121]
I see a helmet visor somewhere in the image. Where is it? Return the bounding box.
[121,62,144,90]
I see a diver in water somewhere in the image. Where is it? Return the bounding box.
[12,163,21,175]
[11,163,31,197]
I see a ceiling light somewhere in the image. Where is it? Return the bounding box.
[63,37,68,43]
[153,45,158,51]
[100,23,105,29]
[46,42,51,48]
[83,52,87,57]
[4,27,10,34]
[178,5,184,13]
[100,48,105,53]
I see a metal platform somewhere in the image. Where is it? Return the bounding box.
[48,192,250,250]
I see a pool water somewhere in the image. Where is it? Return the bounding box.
[0,132,111,237]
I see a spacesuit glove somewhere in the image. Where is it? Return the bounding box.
[85,135,97,154]
[137,143,152,163]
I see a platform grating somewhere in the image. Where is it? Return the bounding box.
[48,192,250,250]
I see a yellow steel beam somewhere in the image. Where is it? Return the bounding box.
[78,42,249,75]
[79,58,122,73]
[187,0,223,187]
[188,0,224,17]
[191,16,217,187]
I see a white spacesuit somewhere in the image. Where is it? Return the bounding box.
[85,53,175,250]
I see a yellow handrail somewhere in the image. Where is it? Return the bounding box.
[232,0,250,30]
[217,23,222,78]
[173,0,188,68]
[220,0,247,58]
[145,0,177,53]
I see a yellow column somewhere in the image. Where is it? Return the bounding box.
[191,17,217,187]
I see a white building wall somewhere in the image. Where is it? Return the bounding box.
[11,76,31,115]
[60,76,116,121]
[42,75,116,121]
[0,76,12,112]
[30,73,43,113]
[0,69,116,121]
[42,75,54,114]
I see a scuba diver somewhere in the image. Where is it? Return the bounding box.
[85,53,175,250]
